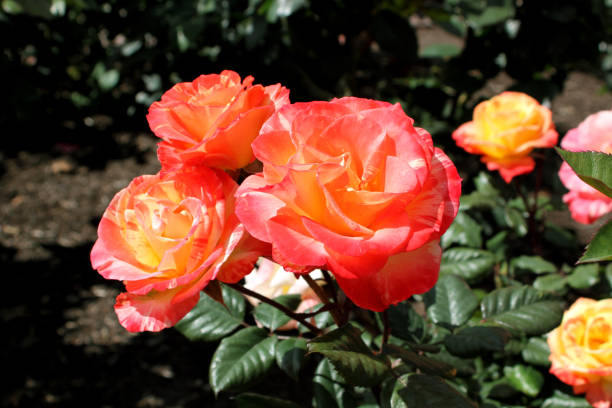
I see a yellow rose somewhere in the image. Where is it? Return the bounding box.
[453,91,558,183]
[548,298,612,408]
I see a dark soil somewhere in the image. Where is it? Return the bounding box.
[2,51,612,407]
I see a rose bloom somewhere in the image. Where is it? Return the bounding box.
[91,167,267,332]
[147,70,289,171]
[453,91,558,183]
[548,298,612,408]
[236,97,461,311]
[244,257,322,330]
[558,110,612,224]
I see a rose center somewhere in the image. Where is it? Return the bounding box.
[586,316,612,350]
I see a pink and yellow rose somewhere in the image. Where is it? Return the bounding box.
[236,97,461,311]
[558,110,612,224]
[548,298,612,408]
[147,70,289,171]
[91,167,267,332]
[453,91,558,183]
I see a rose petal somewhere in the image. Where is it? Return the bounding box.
[335,241,441,311]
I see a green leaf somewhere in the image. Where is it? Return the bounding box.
[486,231,509,257]
[474,171,501,196]
[542,390,592,408]
[504,207,528,237]
[466,0,515,27]
[503,364,544,397]
[313,358,357,408]
[298,304,334,334]
[425,275,479,328]
[481,286,564,335]
[393,374,477,408]
[427,350,475,377]
[419,43,462,59]
[260,0,307,22]
[120,39,142,57]
[97,69,119,91]
[175,285,245,341]
[235,393,301,408]
[440,248,496,281]
[387,301,425,342]
[444,326,511,357]
[533,274,567,293]
[544,223,578,249]
[253,294,301,331]
[521,337,551,367]
[579,220,612,263]
[460,191,501,209]
[383,344,456,378]
[275,338,307,381]
[557,149,612,198]
[441,212,483,249]
[308,324,391,387]
[567,264,600,289]
[510,255,557,275]
[209,327,277,394]
[606,263,612,293]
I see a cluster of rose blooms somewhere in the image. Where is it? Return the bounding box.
[91,70,612,406]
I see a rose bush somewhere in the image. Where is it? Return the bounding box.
[558,110,612,224]
[91,167,267,332]
[244,258,322,330]
[147,70,289,171]
[453,91,558,183]
[236,97,461,311]
[548,298,612,408]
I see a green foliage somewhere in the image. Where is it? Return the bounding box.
[444,326,511,357]
[440,248,496,281]
[275,338,307,380]
[481,286,564,335]
[253,294,301,331]
[556,149,612,198]
[510,256,557,275]
[308,325,391,387]
[235,393,301,408]
[541,390,592,408]
[521,337,551,367]
[387,301,426,343]
[384,344,456,378]
[580,220,612,263]
[441,212,483,249]
[391,374,477,408]
[425,275,479,328]
[209,327,277,394]
[175,284,245,341]
[503,364,544,397]
[567,264,600,289]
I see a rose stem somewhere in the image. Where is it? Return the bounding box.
[381,310,390,350]
[321,270,349,325]
[302,274,343,326]
[227,283,322,335]
[513,177,541,256]
[322,270,339,304]
[532,157,543,254]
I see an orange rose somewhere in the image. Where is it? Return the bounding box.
[147,70,289,171]
[453,91,558,183]
[91,167,267,332]
[236,97,461,311]
[548,298,612,408]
